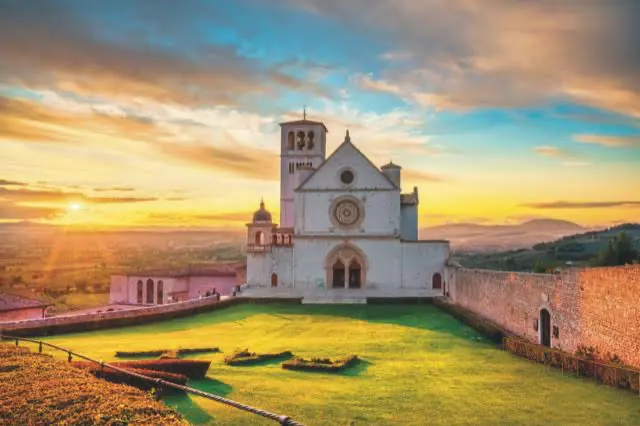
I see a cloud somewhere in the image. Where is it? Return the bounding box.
[297,1,640,117]
[0,95,281,181]
[533,146,569,158]
[153,139,280,181]
[0,179,26,186]
[573,134,640,148]
[0,202,61,220]
[522,201,640,209]
[146,211,255,223]
[93,187,136,192]
[532,145,590,167]
[0,1,331,107]
[402,169,447,183]
[0,187,159,204]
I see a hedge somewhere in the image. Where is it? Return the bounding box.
[282,355,359,372]
[74,362,188,391]
[115,347,220,358]
[0,344,187,425]
[96,359,211,379]
[504,337,640,394]
[224,349,293,366]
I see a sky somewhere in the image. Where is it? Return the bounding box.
[0,0,639,229]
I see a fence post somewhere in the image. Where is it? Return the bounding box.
[39,342,43,353]
[68,351,72,363]
[15,338,18,347]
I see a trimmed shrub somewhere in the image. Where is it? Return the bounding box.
[224,349,293,366]
[504,337,640,393]
[98,359,211,379]
[115,347,220,358]
[159,350,179,360]
[282,355,359,372]
[74,363,188,391]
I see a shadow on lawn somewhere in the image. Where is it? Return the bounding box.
[272,304,482,340]
[163,377,232,425]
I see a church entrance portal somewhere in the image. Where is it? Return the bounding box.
[332,260,345,288]
[540,308,551,347]
[326,244,366,289]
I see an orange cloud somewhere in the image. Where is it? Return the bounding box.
[522,201,640,209]
[403,169,447,183]
[573,134,640,148]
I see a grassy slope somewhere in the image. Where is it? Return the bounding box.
[0,345,187,425]
[41,304,640,426]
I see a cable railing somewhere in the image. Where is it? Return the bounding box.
[1,335,305,426]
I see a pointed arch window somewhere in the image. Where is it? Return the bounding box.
[137,280,143,304]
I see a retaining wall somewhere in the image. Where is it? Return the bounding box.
[448,265,640,368]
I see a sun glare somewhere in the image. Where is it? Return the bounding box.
[68,203,83,211]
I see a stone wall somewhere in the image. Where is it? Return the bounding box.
[0,295,241,336]
[0,307,47,322]
[449,265,640,368]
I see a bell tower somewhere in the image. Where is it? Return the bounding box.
[279,110,328,228]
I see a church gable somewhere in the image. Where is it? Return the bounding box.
[297,135,397,191]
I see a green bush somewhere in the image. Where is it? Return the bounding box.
[115,347,219,358]
[224,349,293,366]
[282,355,359,372]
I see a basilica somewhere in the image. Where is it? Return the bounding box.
[243,118,451,302]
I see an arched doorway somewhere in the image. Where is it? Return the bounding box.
[432,273,442,290]
[332,260,345,288]
[271,273,278,287]
[540,309,551,347]
[325,244,367,290]
[136,280,143,304]
[348,259,361,288]
[157,280,164,305]
[146,279,154,304]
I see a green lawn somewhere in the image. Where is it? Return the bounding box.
[41,304,640,426]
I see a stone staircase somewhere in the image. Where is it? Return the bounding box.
[302,294,367,304]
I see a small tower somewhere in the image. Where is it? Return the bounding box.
[381,161,402,189]
[246,199,275,250]
[279,112,328,228]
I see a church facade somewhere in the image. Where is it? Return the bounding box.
[244,118,450,300]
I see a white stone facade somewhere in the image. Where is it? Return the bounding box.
[245,120,450,300]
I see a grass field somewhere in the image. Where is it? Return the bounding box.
[40,304,640,425]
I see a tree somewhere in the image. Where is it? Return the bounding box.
[592,232,639,266]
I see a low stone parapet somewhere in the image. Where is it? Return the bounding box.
[0,295,241,337]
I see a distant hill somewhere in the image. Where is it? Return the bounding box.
[454,223,640,272]
[421,219,586,252]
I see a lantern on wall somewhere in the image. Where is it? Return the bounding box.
[553,325,559,338]
[533,318,539,332]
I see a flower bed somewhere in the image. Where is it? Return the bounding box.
[0,344,187,425]
[282,355,359,372]
[115,347,219,358]
[224,349,293,366]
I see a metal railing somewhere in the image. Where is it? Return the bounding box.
[1,335,304,426]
